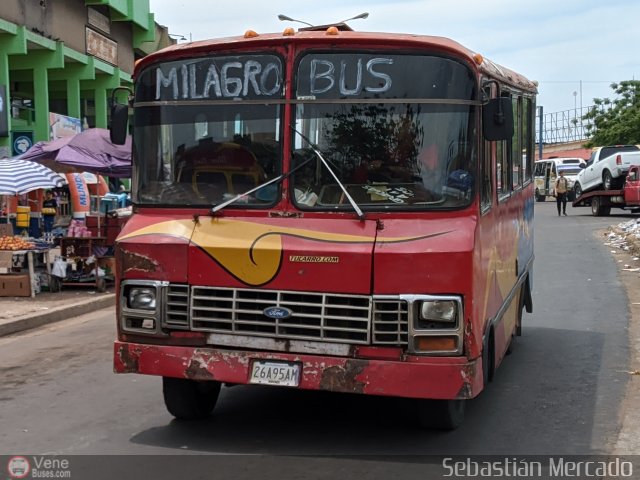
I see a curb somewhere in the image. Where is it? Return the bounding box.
[0,294,116,337]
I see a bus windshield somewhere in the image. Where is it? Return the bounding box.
[131,51,477,210]
[291,53,477,211]
[132,53,284,206]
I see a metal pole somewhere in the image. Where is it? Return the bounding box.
[579,80,583,112]
[538,106,543,160]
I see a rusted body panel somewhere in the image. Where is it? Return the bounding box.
[114,341,483,399]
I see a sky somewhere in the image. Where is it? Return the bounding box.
[148,0,640,115]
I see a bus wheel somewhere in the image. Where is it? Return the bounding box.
[507,288,525,355]
[482,328,495,384]
[163,377,221,420]
[416,399,465,430]
[535,189,545,202]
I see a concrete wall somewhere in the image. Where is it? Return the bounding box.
[0,0,134,74]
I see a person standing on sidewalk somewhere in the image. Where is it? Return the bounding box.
[42,190,58,232]
[555,170,569,216]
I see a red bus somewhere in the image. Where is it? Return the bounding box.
[111,23,537,429]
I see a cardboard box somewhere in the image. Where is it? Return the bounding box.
[97,256,116,275]
[85,214,105,229]
[0,251,13,274]
[0,224,13,237]
[0,273,31,297]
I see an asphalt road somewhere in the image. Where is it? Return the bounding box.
[0,199,635,477]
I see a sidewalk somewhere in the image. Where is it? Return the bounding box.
[0,287,115,336]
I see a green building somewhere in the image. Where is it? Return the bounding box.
[0,0,174,157]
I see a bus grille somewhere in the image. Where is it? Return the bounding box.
[163,284,190,329]
[163,285,408,345]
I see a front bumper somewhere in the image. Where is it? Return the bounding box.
[114,341,482,400]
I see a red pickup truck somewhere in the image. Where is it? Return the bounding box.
[572,165,640,216]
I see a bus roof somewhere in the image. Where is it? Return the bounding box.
[136,29,538,93]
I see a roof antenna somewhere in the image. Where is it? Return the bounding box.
[336,12,369,23]
[277,14,313,27]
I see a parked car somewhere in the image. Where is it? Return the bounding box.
[534,157,585,201]
[574,145,640,196]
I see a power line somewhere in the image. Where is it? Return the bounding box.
[538,80,615,84]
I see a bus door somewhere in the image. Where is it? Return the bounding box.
[546,162,556,195]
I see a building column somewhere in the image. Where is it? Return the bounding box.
[33,66,50,140]
[0,24,27,151]
[0,51,11,152]
[50,60,96,122]
[10,42,64,141]
[66,78,81,119]
[84,68,123,129]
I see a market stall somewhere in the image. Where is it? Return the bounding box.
[16,128,133,249]
[52,235,113,293]
[0,231,53,298]
[0,129,132,294]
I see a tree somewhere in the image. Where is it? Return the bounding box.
[583,80,640,147]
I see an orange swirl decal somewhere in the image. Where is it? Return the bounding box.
[120,218,451,286]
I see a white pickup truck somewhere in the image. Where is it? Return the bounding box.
[574,145,640,196]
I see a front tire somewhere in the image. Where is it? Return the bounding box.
[417,399,466,430]
[163,377,221,420]
[574,183,583,198]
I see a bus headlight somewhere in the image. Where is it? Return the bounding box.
[128,287,157,310]
[409,295,463,355]
[419,300,457,324]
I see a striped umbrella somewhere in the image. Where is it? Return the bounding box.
[0,158,66,195]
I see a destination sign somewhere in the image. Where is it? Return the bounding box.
[137,55,284,102]
[138,53,474,102]
[296,53,474,100]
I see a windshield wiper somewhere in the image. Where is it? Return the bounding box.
[292,127,364,220]
[211,153,313,215]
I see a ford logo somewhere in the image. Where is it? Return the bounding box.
[263,306,293,319]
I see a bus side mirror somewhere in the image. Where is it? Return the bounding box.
[110,103,129,145]
[482,97,513,141]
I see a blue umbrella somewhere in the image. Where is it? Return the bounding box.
[0,158,66,195]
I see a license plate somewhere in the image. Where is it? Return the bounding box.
[249,360,301,387]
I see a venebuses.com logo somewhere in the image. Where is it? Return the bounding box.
[6,455,71,479]
[7,456,30,479]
